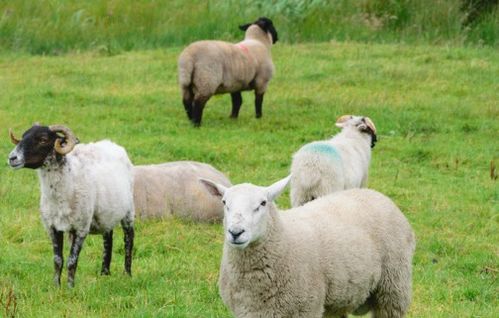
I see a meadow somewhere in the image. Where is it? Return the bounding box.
[0,41,497,317]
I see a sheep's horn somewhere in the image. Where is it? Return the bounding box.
[336,115,353,124]
[9,128,20,145]
[49,125,77,155]
[364,117,377,134]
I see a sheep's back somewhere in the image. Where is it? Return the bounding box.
[39,140,134,233]
[285,188,414,256]
[291,141,345,189]
[179,40,261,94]
[281,189,415,310]
[76,141,134,226]
[133,161,231,222]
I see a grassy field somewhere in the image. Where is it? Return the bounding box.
[0,42,498,317]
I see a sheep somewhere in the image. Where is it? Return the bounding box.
[290,114,377,207]
[178,17,278,126]
[133,161,232,222]
[7,124,135,287]
[200,176,415,318]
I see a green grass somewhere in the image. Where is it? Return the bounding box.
[0,0,498,55]
[0,42,498,317]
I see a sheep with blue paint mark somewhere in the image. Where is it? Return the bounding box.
[290,115,377,207]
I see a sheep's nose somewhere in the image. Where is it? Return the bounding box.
[229,229,245,240]
[9,155,18,163]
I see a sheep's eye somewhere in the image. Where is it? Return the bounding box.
[222,200,226,205]
[39,137,49,144]
[260,201,266,207]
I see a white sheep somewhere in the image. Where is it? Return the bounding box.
[290,115,377,207]
[200,176,415,318]
[178,17,278,126]
[133,161,232,222]
[8,124,135,287]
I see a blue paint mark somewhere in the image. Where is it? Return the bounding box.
[301,142,340,160]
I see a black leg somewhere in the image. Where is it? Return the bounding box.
[182,87,194,120]
[49,227,64,287]
[255,93,264,118]
[101,230,113,275]
[230,92,243,118]
[67,230,86,288]
[121,220,134,276]
[192,96,209,127]
[183,99,193,120]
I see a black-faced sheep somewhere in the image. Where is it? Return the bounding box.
[8,124,135,287]
[178,17,278,126]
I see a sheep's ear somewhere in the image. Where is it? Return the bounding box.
[199,178,226,198]
[266,175,290,202]
[335,114,353,128]
[239,23,251,31]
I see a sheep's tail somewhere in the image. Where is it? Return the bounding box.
[178,53,194,89]
[290,165,324,207]
[291,161,322,189]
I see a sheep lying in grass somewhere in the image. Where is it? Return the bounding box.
[8,124,134,287]
[290,115,377,207]
[178,17,278,126]
[200,176,415,318]
[133,161,231,222]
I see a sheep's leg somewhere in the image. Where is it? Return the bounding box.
[372,269,411,318]
[49,227,64,287]
[101,230,113,275]
[230,92,243,118]
[67,230,86,288]
[182,86,194,120]
[121,219,134,276]
[255,93,264,118]
[191,96,210,127]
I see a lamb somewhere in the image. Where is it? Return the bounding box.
[290,114,377,207]
[178,17,278,126]
[133,161,232,222]
[8,124,135,287]
[200,176,415,318]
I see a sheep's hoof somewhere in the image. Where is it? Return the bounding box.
[67,280,75,288]
[101,269,111,276]
[256,114,262,119]
[53,277,61,288]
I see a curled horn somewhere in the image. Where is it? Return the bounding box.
[336,115,353,124]
[49,125,77,155]
[9,128,20,145]
[364,117,377,134]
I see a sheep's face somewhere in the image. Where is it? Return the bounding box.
[336,115,378,148]
[200,176,290,249]
[8,124,78,169]
[8,125,59,169]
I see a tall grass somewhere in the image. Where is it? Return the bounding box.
[0,0,497,54]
